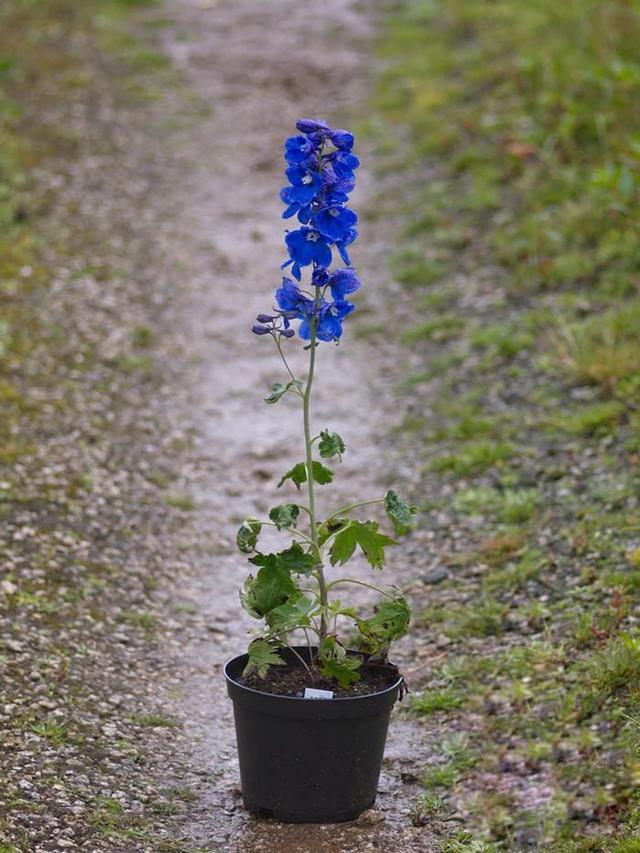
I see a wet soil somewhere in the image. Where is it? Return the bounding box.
[241,662,401,699]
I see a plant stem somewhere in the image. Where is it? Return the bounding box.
[274,335,298,384]
[325,497,384,523]
[287,644,313,675]
[303,287,328,637]
[326,577,398,599]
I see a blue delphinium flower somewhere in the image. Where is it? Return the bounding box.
[312,205,358,242]
[283,227,333,280]
[327,268,361,300]
[253,119,361,343]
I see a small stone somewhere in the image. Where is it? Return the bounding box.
[5,639,24,653]
[356,808,385,827]
[400,770,420,784]
[1,580,17,595]
[485,693,510,715]
[421,567,448,585]
[568,798,595,820]
[435,634,452,649]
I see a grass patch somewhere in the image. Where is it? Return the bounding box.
[410,687,465,715]
[550,308,640,396]
[430,442,513,476]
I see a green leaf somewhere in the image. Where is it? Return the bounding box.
[357,596,411,659]
[265,379,304,404]
[250,543,315,576]
[268,503,300,530]
[384,489,418,536]
[267,596,315,633]
[329,520,397,570]
[278,461,334,490]
[243,639,285,678]
[236,518,262,553]
[318,430,346,460]
[328,599,359,620]
[277,542,316,575]
[319,655,362,688]
[241,558,297,617]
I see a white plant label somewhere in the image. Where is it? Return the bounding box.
[303,687,334,700]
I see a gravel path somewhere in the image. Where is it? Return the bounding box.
[153,0,439,849]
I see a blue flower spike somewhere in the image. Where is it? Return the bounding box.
[254,119,360,344]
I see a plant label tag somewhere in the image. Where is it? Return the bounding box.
[303,688,334,700]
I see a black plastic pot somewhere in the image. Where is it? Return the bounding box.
[224,646,403,823]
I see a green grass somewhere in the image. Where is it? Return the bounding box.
[410,687,465,715]
[430,442,514,476]
[376,0,640,846]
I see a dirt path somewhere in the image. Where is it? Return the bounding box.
[150,0,439,850]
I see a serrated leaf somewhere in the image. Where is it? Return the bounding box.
[277,542,316,575]
[278,460,334,490]
[329,520,397,570]
[236,518,262,553]
[384,490,418,536]
[267,596,315,633]
[268,503,300,530]
[357,595,411,659]
[250,543,315,576]
[241,557,297,617]
[243,639,285,678]
[265,379,304,404]
[319,655,362,688]
[318,430,346,460]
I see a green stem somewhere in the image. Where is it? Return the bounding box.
[326,577,398,599]
[275,334,298,384]
[325,497,384,523]
[303,289,327,637]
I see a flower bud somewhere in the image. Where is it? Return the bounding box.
[251,324,271,335]
[296,118,331,134]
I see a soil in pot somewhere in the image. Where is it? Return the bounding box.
[241,659,400,698]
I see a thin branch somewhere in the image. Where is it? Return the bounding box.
[326,577,398,599]
[324,497,384,523]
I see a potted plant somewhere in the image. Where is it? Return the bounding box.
[224,118,417,824]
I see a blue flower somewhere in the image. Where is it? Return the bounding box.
[336,226,358,265]
[283,227,332,280]
[275,277,310,312]
[327,268,361,300]
[331,151,360,181]
[284,165,323,204]
[313,205,358,242]
[284,135,316,164]
[296,118,331,135]
[279,187,313,223]
[255,120,362,343]
[298,299,356,342]
[320,163,355,202]
[329,129,354,151]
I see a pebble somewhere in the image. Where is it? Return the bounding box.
[356,808,386,827]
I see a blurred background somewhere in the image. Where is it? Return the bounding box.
[1,1,639,850]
